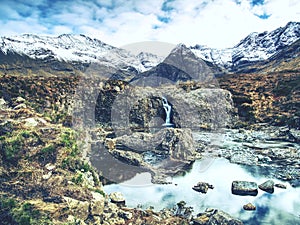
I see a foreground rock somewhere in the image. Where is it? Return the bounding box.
[231,181,258,196]
[259,180,275,193]
[193,208,244,225]
[243,203,256,211]
[192,182,214,194]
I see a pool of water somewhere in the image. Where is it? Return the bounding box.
[104,158,300,225]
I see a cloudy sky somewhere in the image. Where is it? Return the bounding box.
[0,0,299,48]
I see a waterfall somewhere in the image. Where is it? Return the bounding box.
[162,96,174,127]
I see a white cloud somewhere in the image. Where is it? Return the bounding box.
[0,0,299,49]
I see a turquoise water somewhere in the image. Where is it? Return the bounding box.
[104,158,300,225]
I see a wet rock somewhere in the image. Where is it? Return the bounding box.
[231,181,258,196]
[192,182,214,194]
[275,183,287,189]
[230,151,258,165]
[259,180,274,193]
[109,192,125,206]
[243,203,256,210]
[193,208,244,225]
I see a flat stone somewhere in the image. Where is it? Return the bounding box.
[243,203,256,211]
[109,192,125,205]
[231,181,258,196]
[259,180,274,193]
[275,183,287,189]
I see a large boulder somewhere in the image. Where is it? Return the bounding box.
[231,181,258,196]
[101,128,198,183]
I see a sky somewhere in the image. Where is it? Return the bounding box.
[0,0,299,49]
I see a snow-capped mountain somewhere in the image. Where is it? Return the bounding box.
[137,52,164,70]
[0,34,157,72]
[1,21,299,75]
[191,21,300,71]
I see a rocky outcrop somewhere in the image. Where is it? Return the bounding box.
[193,208,244,225]
[231,181,258,196]
[93,128,199,184]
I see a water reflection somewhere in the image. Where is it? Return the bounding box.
[104,158,300,225]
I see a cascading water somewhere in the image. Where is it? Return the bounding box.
[162,96,174,127]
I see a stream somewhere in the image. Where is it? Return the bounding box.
[104,158,300,225]
[102,128,300,225]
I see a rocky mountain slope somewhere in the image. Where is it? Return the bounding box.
[191,21,300,72]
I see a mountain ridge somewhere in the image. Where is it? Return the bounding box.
[0,21,299,76]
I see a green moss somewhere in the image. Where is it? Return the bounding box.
[0,198,51,225]
[72,173,84,185]
[60,130,79,156]
[94,189,105,197]
[1,133,25,164]
[41,144,56,155]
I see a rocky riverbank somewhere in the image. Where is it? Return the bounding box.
[0,96,245,224]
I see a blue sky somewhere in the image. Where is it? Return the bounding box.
[0,0,299,48]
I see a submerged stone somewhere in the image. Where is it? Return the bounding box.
[275,183,287,189]
[192,182,214,194]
